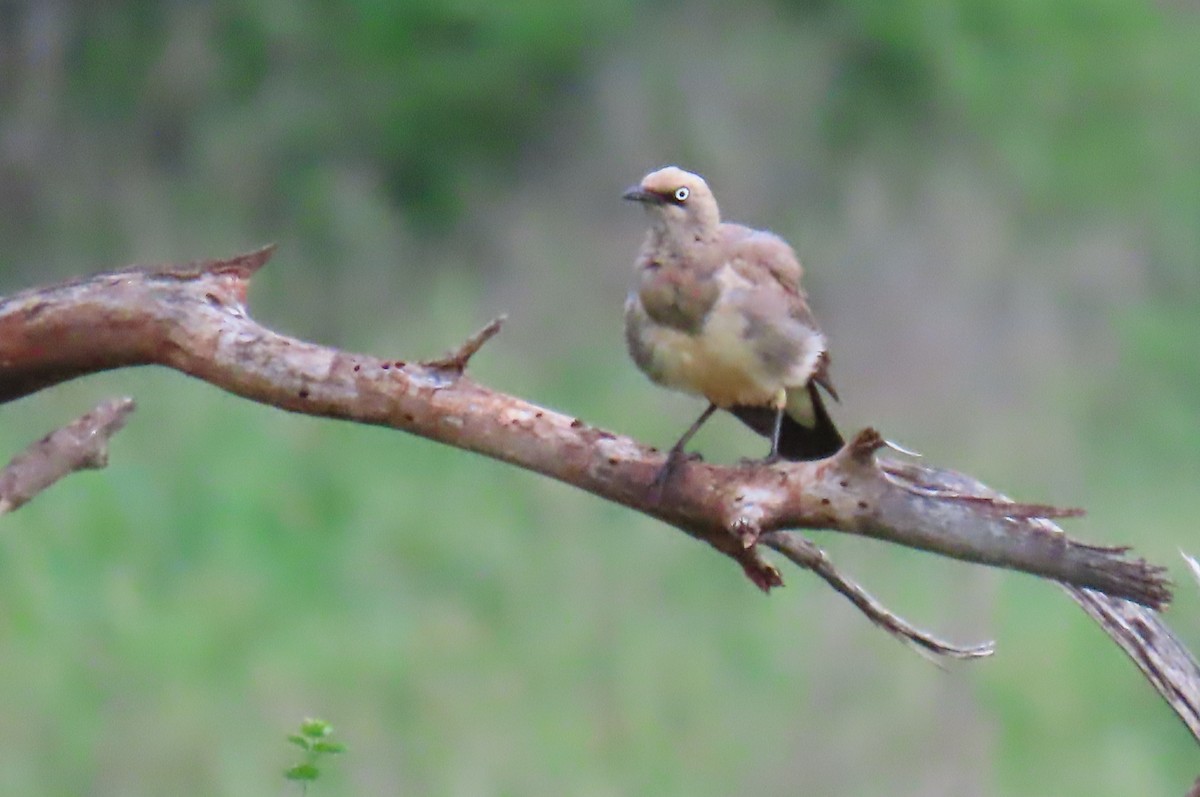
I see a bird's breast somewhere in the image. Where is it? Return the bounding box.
[625,290,781,408]
[633,259,719,335]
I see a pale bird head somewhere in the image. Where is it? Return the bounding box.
[623,166,720,235]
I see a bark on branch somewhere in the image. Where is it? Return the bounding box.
[0,249,1177,658]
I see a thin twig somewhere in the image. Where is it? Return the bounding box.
[881,461,1086,519]
[1181,551,1200,588]
[761,531,995,660]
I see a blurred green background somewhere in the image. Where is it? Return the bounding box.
[1,1,1198,794]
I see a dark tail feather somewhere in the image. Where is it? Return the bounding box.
[730,383,843,461]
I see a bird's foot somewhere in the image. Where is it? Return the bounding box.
[735,453,784,469]
[647,448,698,503]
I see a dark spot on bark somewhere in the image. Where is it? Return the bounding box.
[205,293,221,307]
[394,361,406,368]
[298,388,309,399]
[608,457,619,465]
[353,364,361,372]
[820,498,830,506]
[857,501,869,509]
[402,413,414,423]
[534,411,544,419]
[381,363,390,370]
[839,480,848,488]
[570,419,584,429]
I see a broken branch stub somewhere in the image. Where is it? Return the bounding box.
[0,397,137,514]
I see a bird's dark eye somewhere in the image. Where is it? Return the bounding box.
[673,186,690,203]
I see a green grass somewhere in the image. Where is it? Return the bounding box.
[0,334,1196,796]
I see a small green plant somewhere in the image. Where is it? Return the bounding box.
[285,717,346,794]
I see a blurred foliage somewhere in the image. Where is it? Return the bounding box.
[817,0,1200,262]
[285,717,345,790]
[57,0,635,229]
[1,1,1199,795]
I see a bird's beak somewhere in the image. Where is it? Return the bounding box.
[622,186,663,204]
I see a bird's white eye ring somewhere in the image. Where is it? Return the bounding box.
[674,186,690,203]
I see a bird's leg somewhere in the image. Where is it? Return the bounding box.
[649,402,718,499]
[759,391,791,464]
[669,402,720,455]
[767,402,785,462]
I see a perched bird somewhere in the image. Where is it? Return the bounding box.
[622,166,842,480]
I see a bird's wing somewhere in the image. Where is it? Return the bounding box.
[719,223,838,397]
[719,224,804,295]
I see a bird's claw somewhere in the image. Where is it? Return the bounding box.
[647,448,705,503]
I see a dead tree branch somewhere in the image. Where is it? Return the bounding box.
[1067,586,1200,743]
[0,397,136,514]
[0,248,1176,662]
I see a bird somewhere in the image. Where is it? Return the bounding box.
[622,165,843,484]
